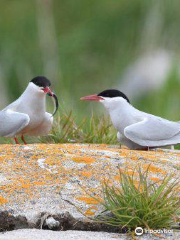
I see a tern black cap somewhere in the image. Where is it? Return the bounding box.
[30,76,51,88]
[97,89,130,103]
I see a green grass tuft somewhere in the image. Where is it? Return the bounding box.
[95,166,180,231]
[39,111,117,144]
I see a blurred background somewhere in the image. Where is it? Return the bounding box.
[0,0,180,122]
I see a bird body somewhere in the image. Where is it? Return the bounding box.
[81,89,180,150]
[0,76,58,144]
[105,99,143,149]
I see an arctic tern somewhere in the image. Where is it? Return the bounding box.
[0,76,59,144]
[81,89,180,150]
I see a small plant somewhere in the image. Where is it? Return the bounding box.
[82,113,117,144]
[40,111,85,143]
[95,167,180,232]
[40,111,117,144]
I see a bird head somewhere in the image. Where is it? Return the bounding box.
[30,76,53,96]
[30,76,59,116]
[80,89,130,110]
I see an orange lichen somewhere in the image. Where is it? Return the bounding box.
[150,177,160,181]
[21,183,32,189]
[114,170,138,181]
[77,197,99,205]
[72,157,96,164]
[85,206,98,216]
[81,172,92,178]
[114,175,120,181]
[125,170,139,176]
[0,196,8,205]
[143,164,167,174]
[129,156,139,161]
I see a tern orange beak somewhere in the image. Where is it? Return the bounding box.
[80,95,104,101]
[43,87,53,97]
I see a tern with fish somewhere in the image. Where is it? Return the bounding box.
[0,76,59,144]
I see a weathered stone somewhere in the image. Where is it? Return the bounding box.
[0,229,127,240]
[0,211,15,232]
[0,211,28,231]
[0,144,179,230]
[45,216,60,230]
[0,229,179,240]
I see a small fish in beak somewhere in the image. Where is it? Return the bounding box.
[47,92,59,116]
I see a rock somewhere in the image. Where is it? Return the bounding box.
[0,229,179,240]
[0,229,124,240]
[0,211,15,232]
[0,211,28,231]
[0,144,179,231]
[45,217,60,230]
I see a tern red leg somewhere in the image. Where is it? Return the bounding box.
[14,137,19,144]
[21,135,27,145]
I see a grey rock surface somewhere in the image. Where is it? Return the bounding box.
[0,229,179,240]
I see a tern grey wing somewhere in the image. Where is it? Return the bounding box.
[0,110,30,137]
[124,117,180,147]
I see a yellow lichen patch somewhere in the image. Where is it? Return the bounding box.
[21,183,32,189]
[114,170,139,181]
[32,181,45,186]
[72,157,96,164]
[114,175,120,181]
[103,155,111,158]
[150,177,160,182]
[143,164,167,174]
[131,179,141,190]
[81,172,92,178]
[129,156,139,161]
[0,196,8,205]
[125,170,139,176]
[85,206,98,216]
[45,158,57,166]
[77,197,99,205]
[133,179,140,185]
[119,152,129,158]
[160,159,169,163]
[102,178,113,185]
[143,155,157,160]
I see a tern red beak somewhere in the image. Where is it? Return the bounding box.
[80,95,104,101]
[43,87,53,97]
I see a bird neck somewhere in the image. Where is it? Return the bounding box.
[20,83,46,112]
[102,99,137,131]
[102,98,133,113]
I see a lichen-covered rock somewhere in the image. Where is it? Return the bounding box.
[0,144,179,226]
